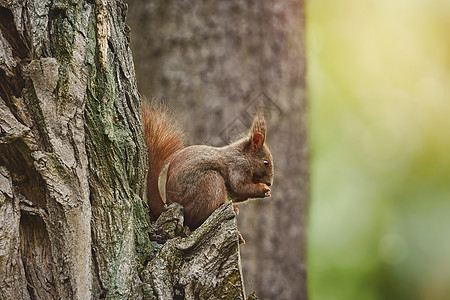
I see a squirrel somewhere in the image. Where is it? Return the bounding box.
[141,102,274,231]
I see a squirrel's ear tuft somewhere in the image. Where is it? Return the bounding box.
[249,111,267,149]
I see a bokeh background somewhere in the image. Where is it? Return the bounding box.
[307,0,450,299]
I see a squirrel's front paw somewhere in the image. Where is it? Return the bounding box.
[257,183,271,198]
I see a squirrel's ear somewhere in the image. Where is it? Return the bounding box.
[251,132,265,149]
[249,112,267,149]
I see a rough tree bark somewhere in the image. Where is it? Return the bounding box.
[0,0,246,299]
[125,1,308,299]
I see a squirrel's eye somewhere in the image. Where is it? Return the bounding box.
[263,159,269,165]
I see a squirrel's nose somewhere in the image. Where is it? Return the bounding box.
[266,182,272,187]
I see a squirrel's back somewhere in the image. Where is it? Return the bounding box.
[141,102,185,221]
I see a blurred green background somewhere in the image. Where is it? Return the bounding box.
[307,0,450,299]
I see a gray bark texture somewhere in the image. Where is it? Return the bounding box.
[0,0,246,299]
[125,1,308,299]
[143,202,245,300]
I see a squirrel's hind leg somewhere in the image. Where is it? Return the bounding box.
[180,170,228,230]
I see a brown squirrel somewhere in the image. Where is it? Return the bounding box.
[141,102,274,230]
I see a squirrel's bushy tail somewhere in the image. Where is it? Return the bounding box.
[141,102,186,221]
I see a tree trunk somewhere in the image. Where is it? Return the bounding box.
[125,1,308,299]
[0,0,245,299]
[0,0,147,297]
